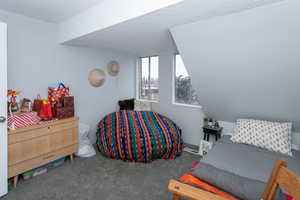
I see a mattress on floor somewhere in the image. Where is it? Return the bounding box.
[191,136,300,200]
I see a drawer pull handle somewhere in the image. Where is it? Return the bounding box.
[43,155,54,160]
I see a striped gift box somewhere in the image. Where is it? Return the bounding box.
[8,112,40,130]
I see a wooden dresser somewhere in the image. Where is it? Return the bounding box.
[8,117,79,187]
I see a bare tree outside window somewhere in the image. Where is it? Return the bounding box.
[139,56,159,101]
[174,55,200,106]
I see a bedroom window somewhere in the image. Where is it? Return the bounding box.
[174,54,200,107]
[137,56,159,101]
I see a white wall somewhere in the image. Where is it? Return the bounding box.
[0,9,136,143]
[151,53,205,146]
[171,0,300,132]
[150,52,300,149]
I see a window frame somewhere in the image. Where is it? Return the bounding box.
[136,55,159,103]
[172,54,202,108]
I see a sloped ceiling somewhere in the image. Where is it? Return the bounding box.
[64,0,283,56]
[171,0,300,131]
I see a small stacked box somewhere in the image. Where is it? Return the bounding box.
[53,96,74,119]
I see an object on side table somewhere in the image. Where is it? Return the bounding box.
[52,96,75,119]
[32,95,53,120]
[198,140,213,156]
[208,119,213,127]
[48,83,70,105]
[20,98,32,113]
[39,99,53,120]
[63,96,74,107]
[7,112,40,130]
[203,117,220,128]
[54,106,74,119]
[203,117,209,126]
[7,89,21,114]
[203,125,223,142]
[32,94,42,113]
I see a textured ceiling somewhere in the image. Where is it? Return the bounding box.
[0,0,104,23]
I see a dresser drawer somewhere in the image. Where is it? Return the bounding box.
[9,121,78,145]
[47,121,77,134]
[9,127,78,166]
[8,144,77,178]
[8,127,50,145]
[50,127,78,151]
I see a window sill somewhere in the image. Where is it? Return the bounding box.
[173,103,202,109]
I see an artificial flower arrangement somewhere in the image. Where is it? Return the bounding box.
[7,89,21,114]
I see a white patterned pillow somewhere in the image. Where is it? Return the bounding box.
[231,119,292,156]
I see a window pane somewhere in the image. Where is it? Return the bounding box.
[175,55,200,106]
[138,56,159,101]
[140,57,149,100]
[150,56,159,101]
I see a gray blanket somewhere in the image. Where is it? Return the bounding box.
[191,136,300,200]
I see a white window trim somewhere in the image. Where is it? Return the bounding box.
[172,54,202,108]
[173,102,202,109]
[136,99,159,104]
[135,58,140,100]
[135,56,159,103]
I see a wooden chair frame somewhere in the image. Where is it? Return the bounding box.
[168,159,300,200]
[262,159,300,200]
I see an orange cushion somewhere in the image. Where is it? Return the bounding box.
[179,173,238,200]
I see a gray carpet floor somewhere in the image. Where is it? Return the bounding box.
[2,152,199,200]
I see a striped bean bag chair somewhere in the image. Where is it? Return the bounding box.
[96,111,183,162]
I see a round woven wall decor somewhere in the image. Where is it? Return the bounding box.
[88,68,106,87]
[107,60,120,76]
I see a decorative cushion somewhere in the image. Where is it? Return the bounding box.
[231,119,292,156]
[118,99,135,110]
[134,100,151,111]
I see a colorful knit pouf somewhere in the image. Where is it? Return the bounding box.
[96,111,183,162]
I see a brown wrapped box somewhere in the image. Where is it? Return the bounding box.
[52,96,75,119]
[55,107,74,119]
[63,96,74,108]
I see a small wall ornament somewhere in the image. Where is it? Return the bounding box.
[107,60,120,77]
